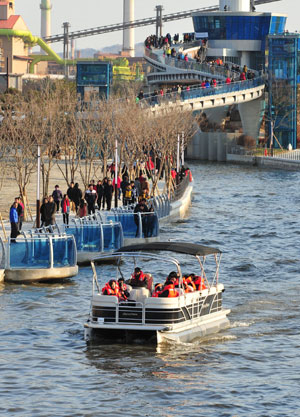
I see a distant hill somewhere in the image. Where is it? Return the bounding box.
[74,42,145,58]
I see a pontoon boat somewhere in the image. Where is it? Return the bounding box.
[84,242,230,344]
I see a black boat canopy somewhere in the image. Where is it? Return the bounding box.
[116,242,221,256]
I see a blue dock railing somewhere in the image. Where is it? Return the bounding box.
[65,222,124,253]
[6,235,77,269]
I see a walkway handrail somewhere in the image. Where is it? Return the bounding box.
[139,75,265,108]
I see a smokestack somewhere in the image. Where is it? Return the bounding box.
[40,0,52,40]
[123,0,135,57]
[219,0,251,12]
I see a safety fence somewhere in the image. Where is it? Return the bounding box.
[65,222,123,253]
[139,76,265,108]
[4,234,77,269]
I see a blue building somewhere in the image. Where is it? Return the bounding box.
[266,34,300,149]
[191,0,300,149]
[76,61,113,101]
[192,1,287,70]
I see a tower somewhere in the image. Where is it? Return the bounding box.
[219,0,250,12]
[40,0,52,40]
[0,0,15,20]
[122,0,135,57]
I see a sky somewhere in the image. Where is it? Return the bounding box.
[15,0,298,53]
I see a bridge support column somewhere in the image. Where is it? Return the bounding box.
[238,96,265,140]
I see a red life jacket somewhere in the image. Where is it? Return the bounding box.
[131,271,145,282]
[102,283,119,296]
[152,289,161,297]
[163,284,179,298]
[193,276,207,290]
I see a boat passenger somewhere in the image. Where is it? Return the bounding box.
[152,283,163,297]
[118,278,130,301]
[102,280,119,296]
[129,267,148,288]
[183,275,196,291]
[158,273,179,298]
[192,274,207,290]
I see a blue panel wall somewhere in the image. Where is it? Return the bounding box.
[193,15,286,41]
[267,36,298,149]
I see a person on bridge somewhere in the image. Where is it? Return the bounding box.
[226,77,231,84]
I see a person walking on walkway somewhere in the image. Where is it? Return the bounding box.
[67,181,76,213]
[9,201,19,241]
[61,194,70,225]
[52,185,63,213]
[72,183,82,213]
[40,197,48,227]
[85,184,97,215]
[104,179,114,210]
[45,196,56,227]
[15,197,24,231]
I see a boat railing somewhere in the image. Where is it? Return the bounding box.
[65,221,124,252]
[99,211,159,239]
[6,234,77,270]
[0,236,5,269]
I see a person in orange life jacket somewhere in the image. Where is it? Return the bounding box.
[192,274,207,290]
[183,277,195,293]
[117,278,130,301]
[183,274,196,291]
[102,280,119,296]
[129,267,147,288]
[159,272,179,298]
[152,283,163,297]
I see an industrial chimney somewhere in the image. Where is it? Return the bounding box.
[122,0,135,57]
[40,0,52,40]
[219,0,251,12]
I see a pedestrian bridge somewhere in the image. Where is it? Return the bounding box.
[143,46,266,138]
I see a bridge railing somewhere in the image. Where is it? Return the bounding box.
[139,76,265,108]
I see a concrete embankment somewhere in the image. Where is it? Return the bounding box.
[227,154,300,171]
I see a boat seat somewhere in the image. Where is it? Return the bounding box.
[128,288,150,302]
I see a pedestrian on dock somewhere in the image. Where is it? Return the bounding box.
[9,201,19,241]
[85,184,97,215]
[77,199,87,218]
[67,182,76,213]
[96,180,104,209]
[104,179,114,211]
[52,185,63,213]
[72,183,82,213]
[40,197,48,227]
[61,194,70,225]
[44,196,56,227]
[15,197,24,231]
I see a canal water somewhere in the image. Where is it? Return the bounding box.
[1,162,299,416]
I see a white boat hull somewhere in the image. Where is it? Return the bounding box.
[4,265,78,283]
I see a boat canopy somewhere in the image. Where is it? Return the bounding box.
[116,242,221,256]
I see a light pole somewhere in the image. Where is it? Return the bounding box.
[181,132,185,167]
[36,144,41,228]
[114,138,118,208]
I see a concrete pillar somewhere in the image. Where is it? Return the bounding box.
[217,133,227,162]
[200,132,209,161]
[238,96,265,140]
[208,133,218,161]
[123,0,135,57]
[205,107,228,125]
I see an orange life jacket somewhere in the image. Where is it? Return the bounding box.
[152,289,162,297]
[102,283,119,296]
[193,276,207,290]
[184,276,196,291]
[163,284,179,298]
[131,271,145,282]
